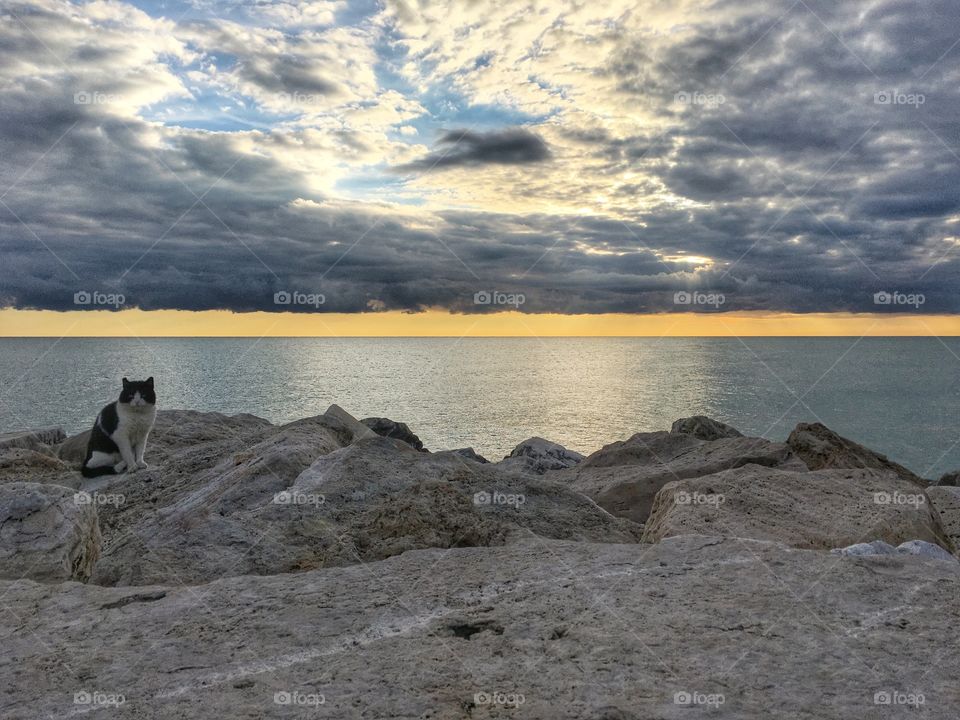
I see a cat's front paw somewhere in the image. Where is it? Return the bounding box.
[136,460,149,470]
[113,460,128,474]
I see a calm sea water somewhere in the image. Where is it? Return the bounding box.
[0,337,957,478]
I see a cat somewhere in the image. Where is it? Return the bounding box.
[81,377,157,478]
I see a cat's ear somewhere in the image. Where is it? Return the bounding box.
[146,377,154,386]
[122,377,129,386]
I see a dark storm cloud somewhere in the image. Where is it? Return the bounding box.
[1,0,960,317]
[396,129,551,172]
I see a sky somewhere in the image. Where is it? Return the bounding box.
[1,0,959,334]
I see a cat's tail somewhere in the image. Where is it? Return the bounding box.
[81,463,117,478]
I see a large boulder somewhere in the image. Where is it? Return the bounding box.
[0,447,80,489]
[786,422,926,486]
[3,536,959,719]
[0,482,101,582]
[670,415,743,441]
[926,486,960,554]
[360,416,425,450]
[0,427,65,452]
[495,437,584,476]
[291,436,640,563]
[550,431,805,523]
[641,465,946,549]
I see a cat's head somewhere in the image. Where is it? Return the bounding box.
[120,377,156,407]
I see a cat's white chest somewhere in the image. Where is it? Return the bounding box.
[116,404,156,441]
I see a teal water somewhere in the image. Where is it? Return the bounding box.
[0,337,957,478]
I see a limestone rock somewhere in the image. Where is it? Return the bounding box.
[322,404,377,443]
[0,482,100,582]
[0,427,66,452]
[926,486,960,554]
[897,540,957,561]
[496,437,584,476]
[0,448,80,489]
[551,431,805,523]
[446,447,489,463]
[786,421,925,486]
[670,415,743,441]
[360,416,426,450]
[642,465,946,549]
[2,536,959,719]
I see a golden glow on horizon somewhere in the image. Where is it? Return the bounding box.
[1,309,958,337]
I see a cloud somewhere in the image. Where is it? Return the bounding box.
[396,128,551,172]
[0,0,958,318]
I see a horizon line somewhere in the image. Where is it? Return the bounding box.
[2,308,960,337]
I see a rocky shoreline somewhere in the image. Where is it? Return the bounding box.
[2,407,959,718]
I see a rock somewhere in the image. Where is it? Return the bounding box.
[926,486,960,554]
[446,447,489,463]
[897,540,957,562]
[3,536,959,720]
[642,465,947,549]
[831,540,897,556]
[496,436,584,475]
[89,413,352,586]
[322,404,377,443]
[786,421,925,486]
[360,416,425,450]
[0,426,65,452]
[292,437,641,562]
[670,415,743,441]
[0,448,80,489]
[0,482,100,582]
[551,431,805,523]
[937,470,959,486]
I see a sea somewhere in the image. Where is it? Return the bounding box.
[0,337,957,478]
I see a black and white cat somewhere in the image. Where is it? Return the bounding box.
[81,377,157,478]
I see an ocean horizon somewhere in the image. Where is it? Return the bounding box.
[2,336,957,478]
